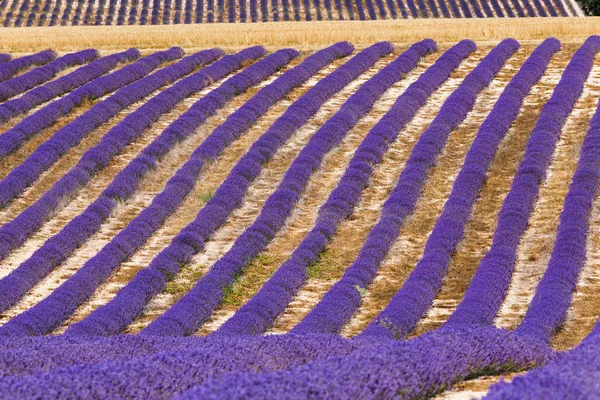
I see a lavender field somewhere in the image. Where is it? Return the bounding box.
[0,0,585,26]
[0,37,599,398]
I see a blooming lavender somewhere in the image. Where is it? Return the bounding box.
[0,48,283,318]
[146,41,434,337]
[0,49,98,102]
[0,50,55,82]
[0,48,178,162]
[214,40,444,337]
[0,49,215,266]
[293,40,482,336]
[0,49,139,124]
[515,37,600,343]
[448,36,600,329]
[63,43,396,337]
[177,327,552,399]
[0,48,270,333]
[359,38,521,339]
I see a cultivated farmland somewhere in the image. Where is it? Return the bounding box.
[0,15,600,400]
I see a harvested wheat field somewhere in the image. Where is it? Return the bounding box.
[0,23,600,399]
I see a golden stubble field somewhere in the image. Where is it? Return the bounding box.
[0,17,599,52]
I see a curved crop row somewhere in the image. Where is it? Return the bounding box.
[0,49,138,124]
[292,40,480,336]
[0,49,233,309]
[448,36,600,329]
[214,40,442,337]
[0,48,191,233]
[0,49,98,102]
[0,50,55,83]
[146,41,433,337]
[0,48,179,163]
[516,38,600,342]
[484,75,600,400]
[334,37,560,337]
[0,47,266,326]
[62,47,360,335]
[360,38,521,339]
[0,48,272,336]
[63,43,400,338]
[485,333,600,398]
[0,48,301,326]
[178,326,551,399]
[0,48,186,260]
[0,335,364,398]
[58,42,370,337]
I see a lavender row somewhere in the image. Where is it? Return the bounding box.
[0,47,190,231]
[0,335,363,398]
[0,48,172,163]
[179,327,551,399]
[0,50,184,190]
[117,0,129,24]
[0,50,55,83]
[1,0,19,26]
[516,38,600,342]
[292,40,477,336]
[484,335,599,399]
[214,40,441,337]
[54,42,347,337]
[148,41,431,337]
[0,47,266,334]
[34,0,51,25]
[47,0,61,25]
[60,0,73,25]
[0,49,98,102]
[0,335,352,378]
[360,38,521,339]
[0,54,11,63]
[23,0,42,26]
[449,36,600,329]
[0,48,306,322]
[0,49,139,124]
[67,43,395,338]
[4,48,294,331]
[104,0,118,24]
[70,0,85,24]
[0,48,236,314]
[353,37,559,338]
[0,48,186,262]
[13,0,32,26]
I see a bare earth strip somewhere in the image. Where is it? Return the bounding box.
[266,50,440,334]
[338,47,490,337]
[193,52,419,335]
[84,57,362,333]
[551,65,600,351]
[495,53,600,333]
[0,53,158,222]
[132,55,388,334]
[0,70,230,326]
[49,73,246,333]
[129,57,376,332]
[411,44,554,335]
[0,84,171,280]
[434,373,523,400]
